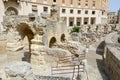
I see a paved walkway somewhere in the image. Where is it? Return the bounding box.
[85,43,109,80]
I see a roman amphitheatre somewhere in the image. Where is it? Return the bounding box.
[0,5,120,80]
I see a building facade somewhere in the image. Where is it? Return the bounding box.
[117,9,120,24]
[0,0,109,32]
[107,12,117,24]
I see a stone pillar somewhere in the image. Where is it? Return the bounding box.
[74,17,77,26]
[81,17,84,25]
[31,34,46,65]
[88,17,91,24]
[0,0,5,33]
[66,17,69,27]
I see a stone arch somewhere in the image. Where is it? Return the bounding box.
[61,33,66,42]
[49,37,56,48]
[16,23,34,62]
[5,6,18,16]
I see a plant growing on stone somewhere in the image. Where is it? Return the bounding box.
[71,26,80,33]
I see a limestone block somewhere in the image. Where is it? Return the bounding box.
[14,45,24,51]
[7,43,17,48]
[40,52,46,55]
[31,51,40,56]
[31,55,38,60]
[5,61,32,78]
[31,45,46,52]
[31,35,43,45]
[31,39,43,45]
[46,48,69,57]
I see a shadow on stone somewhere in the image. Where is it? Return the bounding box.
[96,41,105,55]
[96,59,110,80]
[22,52,30,61]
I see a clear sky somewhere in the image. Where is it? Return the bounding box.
[110,0,120,12]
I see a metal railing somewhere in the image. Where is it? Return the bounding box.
[51,54,86,80]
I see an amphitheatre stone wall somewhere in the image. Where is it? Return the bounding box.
[104,32,120,80]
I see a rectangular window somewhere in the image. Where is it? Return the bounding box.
[43,7,48,12]
[85,0,88,2]
[77,22,80,26]
[32,5,38,14]
[70,9,73,14]
[62,0,65,4]
[62,9,66,13]
[69,21,73,26]
[85,3,88,6]
[92,11,95,15]
[53,0,56,2]
[85,10,88,14]
[70,0,73,4]
[93,1,95,7]
[78,10,81,14]
[78,3,81,5]
[78,0,81,6]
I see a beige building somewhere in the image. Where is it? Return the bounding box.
[107,12,117,24]
[0,0,109,32]
[117,9,120,24]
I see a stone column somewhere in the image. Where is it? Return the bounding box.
[66,17,69,27]
[81,17,84,25]
[88,17,91,24]
[74,17,77,26]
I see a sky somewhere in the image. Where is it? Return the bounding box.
[110,0,120,12]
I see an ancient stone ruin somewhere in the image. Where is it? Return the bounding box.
[0,4,120,80]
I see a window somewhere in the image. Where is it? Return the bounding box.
[92,11,95,15]
[70,0,73,4]
[62,9,66,13]
[93,1,95,7]
[85,0,88,2]
[78,0,81,6]
[53,0,56,2]
[43,7,48,12]
[62,0,65,4]
[78,10,81,14]
[70,9,73,14]
[77,22,80,26]
[32,5,38,14]
[78,3,81,5]
[85,3,88,6]
[69,21,73,26]
[85,10,88,14]
[85,0,88,7]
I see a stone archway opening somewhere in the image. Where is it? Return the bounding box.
[61,34,66,42]
[49,37,56,48]
[5,7,18,16]
[16,23,34,62]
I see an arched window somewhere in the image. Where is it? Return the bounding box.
[5,7,18,16]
